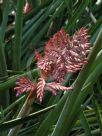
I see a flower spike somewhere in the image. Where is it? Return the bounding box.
[15,27,90,102]
[37,78,46,102]
[37,27,90,82]
[15,77,35,96]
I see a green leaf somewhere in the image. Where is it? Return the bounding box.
[12,0,25,70]
[80,108,92,136]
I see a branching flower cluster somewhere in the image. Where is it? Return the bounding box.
[15,28,89,102]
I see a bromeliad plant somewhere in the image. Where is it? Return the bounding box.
[8,27,89,136]
[1,0,102,136]
[8,28,89,136]
[15,27,89,102]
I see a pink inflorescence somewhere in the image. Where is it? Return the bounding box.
[15,28,90,102]
[37,27,89,82]
[15,77,35,96]
[23,2,32,14]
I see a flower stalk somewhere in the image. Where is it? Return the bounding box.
[7,90,35,136]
